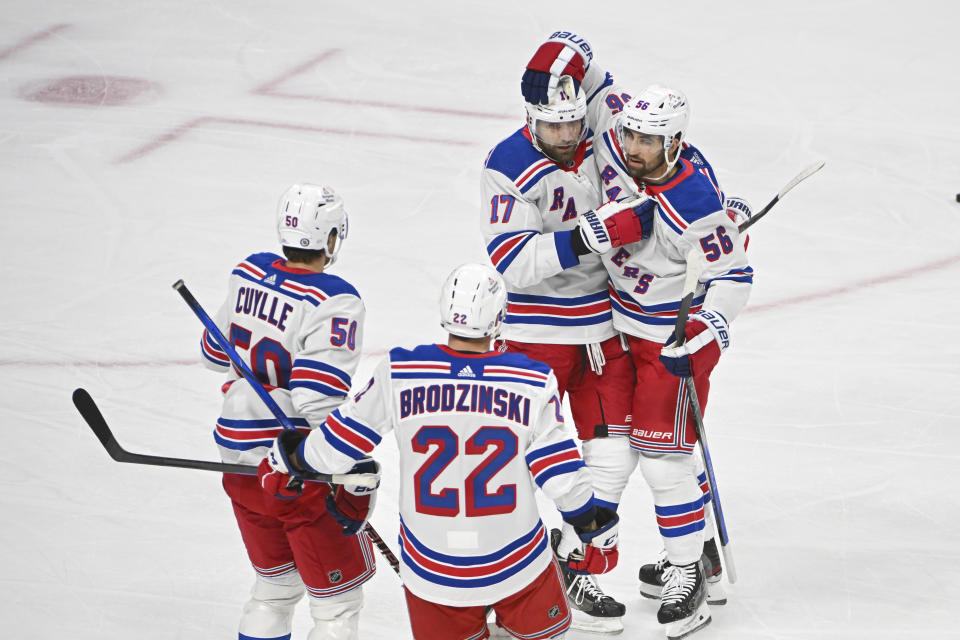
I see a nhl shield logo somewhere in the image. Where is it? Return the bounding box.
[328,569,343,584]
[547,605,560,619]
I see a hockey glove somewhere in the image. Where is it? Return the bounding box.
[603,196,657,246]
[576,197,647,254]
[521,32,592,104]
[258,429,307,499]
[725,195,752,250]
[659,310,730,378]
[568,505,620,575]
[326,459,381,536]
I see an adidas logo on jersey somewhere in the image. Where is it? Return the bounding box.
[457,365,476,378]
[263,274,277,285]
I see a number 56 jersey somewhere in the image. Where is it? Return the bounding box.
[200,251,365,465]
[300,343,596,606]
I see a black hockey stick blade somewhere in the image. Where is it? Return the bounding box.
[72,388,378,487]
[74,387,257,475]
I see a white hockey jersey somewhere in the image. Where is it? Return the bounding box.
[300,344,596,606]
[481,123,614,345]
[574,62,753,339]
[200,252,365,465]
[602,160,753,340]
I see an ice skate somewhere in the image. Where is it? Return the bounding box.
[550,528,625,634]
[658,560,711,639]
[639,538,726,605]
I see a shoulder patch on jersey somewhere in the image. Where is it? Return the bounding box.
[484,128,551,182]
[389,344,442,363]
[488,351,553,378]
[241,251,283,271]
[653,168,725,233]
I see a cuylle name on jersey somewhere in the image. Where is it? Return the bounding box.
[400,383,531,427]
[235,286,294,331]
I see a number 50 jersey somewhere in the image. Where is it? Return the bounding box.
[200,251,365,465]
[300,343,596,606]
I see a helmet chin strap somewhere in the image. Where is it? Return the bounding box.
[643,140,681,183]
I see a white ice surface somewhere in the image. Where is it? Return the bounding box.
[2,1,959,638]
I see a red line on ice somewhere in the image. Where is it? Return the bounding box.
[253,48,513,121]
[0,23,69,61]
[115,115,472,163]
[744,253,960,314]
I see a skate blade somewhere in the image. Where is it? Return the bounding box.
[665,601,711,640]
[705,578,727,605]
[570,609,624,635]
[640,583,726,606]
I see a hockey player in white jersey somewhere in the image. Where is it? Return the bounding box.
[481,33,660,633]
[521,31,755,619]
[260,263,622,640]
[202,184,377,640]
[586,85,752,638]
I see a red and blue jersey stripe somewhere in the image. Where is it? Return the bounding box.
[609,286,705,327]
[290,358,351,397]
[487,230,538,274]
[201,329,230,368]
[398,517,549,589]
[319,408,381,461]
[526,439,585,487]
[214,416,310,451]
[505,291,612,328]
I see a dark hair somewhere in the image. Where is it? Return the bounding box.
[282,246,327,263]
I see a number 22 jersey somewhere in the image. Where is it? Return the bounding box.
[300,343,596,606]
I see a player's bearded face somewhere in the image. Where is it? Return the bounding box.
[535,119,584,164]
[621,129,670,180]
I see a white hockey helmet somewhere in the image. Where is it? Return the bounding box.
[276,183,349,265]
[616,84,690,172]
[439,263,508,339]
[525,75,588,153]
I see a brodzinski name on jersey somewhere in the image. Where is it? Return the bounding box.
[299,343,597,607]
[481,124,614,346]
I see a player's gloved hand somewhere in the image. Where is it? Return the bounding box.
[724,195,752,226]
[521,31,592,104]
[659,310,730,378]
[603,195,657,246]
[725,195,752,249]
[258,429,307,499]
[568,506,620,575]
[325,459,381,536]
[576,197,647,254]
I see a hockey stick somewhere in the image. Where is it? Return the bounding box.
[173,279,400,573]
[673,249,738,584]
[173,279,300,432]
[737,160,825,234]
[72,388,375,487]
